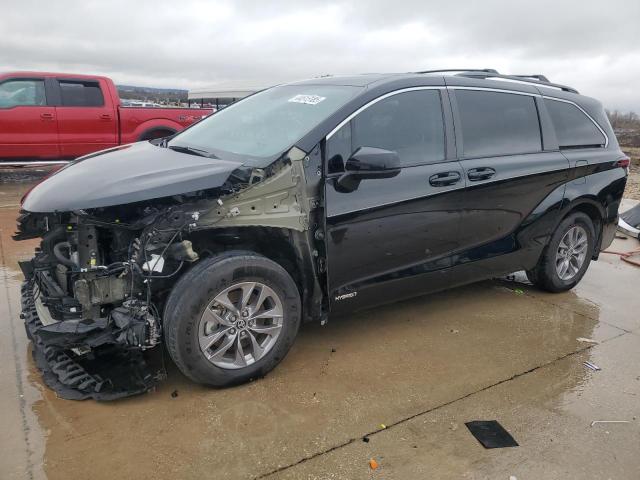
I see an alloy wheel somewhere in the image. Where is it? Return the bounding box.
[198,282,284,369]
[555,225,588,281]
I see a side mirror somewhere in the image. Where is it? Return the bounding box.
[336,147,401,192]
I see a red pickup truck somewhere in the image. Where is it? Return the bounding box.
[0,72,212,161]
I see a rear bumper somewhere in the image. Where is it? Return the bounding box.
[21,281,162,401]
[600,216,618,251]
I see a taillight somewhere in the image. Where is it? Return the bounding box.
[615,157,630,169]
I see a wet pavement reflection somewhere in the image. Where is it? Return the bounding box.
[1,170,639,480]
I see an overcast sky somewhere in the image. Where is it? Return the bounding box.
[1,0,639,111]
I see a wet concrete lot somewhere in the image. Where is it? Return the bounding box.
[1,169,639,479]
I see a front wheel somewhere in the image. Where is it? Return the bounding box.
[164,251,301,387]
[526,212,595,292]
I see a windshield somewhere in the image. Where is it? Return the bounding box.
[169,84,361,164]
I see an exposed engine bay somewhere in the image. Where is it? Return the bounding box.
[15,145,324,400]
[18,194,217,399]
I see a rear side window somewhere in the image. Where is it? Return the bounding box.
[456,90,541,157]
[545,99,605,149]
[327,89,445,172]
[58,80,104,107]
[0,79,46,107]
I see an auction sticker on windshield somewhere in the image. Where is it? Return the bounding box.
[288,94,326,105]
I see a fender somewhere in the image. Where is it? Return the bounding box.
[553,166,627,256]
[505,165,625,270]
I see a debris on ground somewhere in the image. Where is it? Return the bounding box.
[590,420,630,427]
[513,288,524,295]
[331,348,337,353]
[171,390,179,398]
[465,420,519,449]
[617,202,640,239]
[602,247,640,267]
[577,337,599,344]
[369,458,379,470]
[583,361,601,371]
[362,436,370,443]
[379,423,386,430]
[450,329,460,334]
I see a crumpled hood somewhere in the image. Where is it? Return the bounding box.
[21,141,244,212]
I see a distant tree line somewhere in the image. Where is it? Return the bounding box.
[116,85,188,105]
[608,111,640,147]
[607,110,640,130]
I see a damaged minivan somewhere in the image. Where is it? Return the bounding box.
[15,69,629,400]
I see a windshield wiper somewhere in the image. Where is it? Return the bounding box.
[167,144,212,158]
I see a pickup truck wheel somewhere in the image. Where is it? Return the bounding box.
[526,212,595,292]
[163,251,301,387]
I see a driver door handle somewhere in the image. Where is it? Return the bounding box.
[429,171,461,187]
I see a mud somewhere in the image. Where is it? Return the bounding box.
[1,170,639,479]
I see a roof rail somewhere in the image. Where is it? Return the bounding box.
[415,68,499,75]
[414,68,579,94]
[461,72,578,94]
[513,74,549,82]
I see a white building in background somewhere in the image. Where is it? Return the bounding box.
[188,80,275,109]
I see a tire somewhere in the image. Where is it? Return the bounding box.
[526,212,596,292]
[139,128,175,142]
[163,251,301,387]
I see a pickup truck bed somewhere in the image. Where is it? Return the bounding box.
[0,71,212,161]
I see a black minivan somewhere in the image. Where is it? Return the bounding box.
[16,69,629,399]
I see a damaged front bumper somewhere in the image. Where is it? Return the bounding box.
[21,281,164,401]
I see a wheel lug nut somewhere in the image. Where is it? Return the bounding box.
[230,328,236,334]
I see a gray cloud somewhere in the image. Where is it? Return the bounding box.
[1,0,639,111]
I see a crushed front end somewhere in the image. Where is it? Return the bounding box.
[15,201,205,400]
[13,140,320,400]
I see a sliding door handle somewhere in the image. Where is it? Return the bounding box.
[467,167,496,181]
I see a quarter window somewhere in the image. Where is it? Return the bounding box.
[545,99,605,149]
[0,79,46,107]
[327,89,445,172]
[456,90,542,157]
[58,80,104,107]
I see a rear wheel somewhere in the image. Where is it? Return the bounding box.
[526,212,595,292]
[139,128,175,142]
[164,251,301,386]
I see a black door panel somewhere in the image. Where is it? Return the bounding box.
[448,88,571,265]
[325,160,465,313]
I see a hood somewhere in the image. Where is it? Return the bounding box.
[21,142,244,212]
